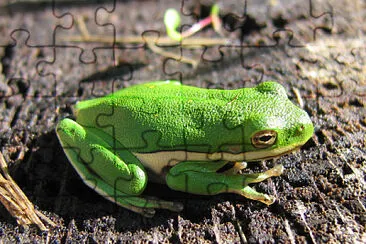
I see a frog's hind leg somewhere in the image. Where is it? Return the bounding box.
[56,119,183,217]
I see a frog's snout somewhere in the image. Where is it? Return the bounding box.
[294,112,314,144]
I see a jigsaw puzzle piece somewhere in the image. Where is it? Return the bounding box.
[140,30,192,81]
[52,0,116,64]
[1,29,58,98]
[79,62,142,97]
[92,89,163,153]
[235,28,311,85]
[294,38,364,103]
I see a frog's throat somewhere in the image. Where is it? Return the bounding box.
[133,144,301,176]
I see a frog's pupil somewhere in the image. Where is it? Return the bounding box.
[259,135,273,142]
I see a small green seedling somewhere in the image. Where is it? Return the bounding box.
[164,4,222,41]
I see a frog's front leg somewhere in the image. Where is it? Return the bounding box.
[56,119,183,217]
[166,161,284,205]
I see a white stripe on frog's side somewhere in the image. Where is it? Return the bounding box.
[133,144,299,176]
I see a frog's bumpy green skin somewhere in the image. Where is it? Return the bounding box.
[56,80,314,217]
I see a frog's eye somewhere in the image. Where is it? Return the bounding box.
[251,130,277,148]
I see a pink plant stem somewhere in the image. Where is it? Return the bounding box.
[181,16,212,39]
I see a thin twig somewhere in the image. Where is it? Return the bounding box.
[146,40,199,68]
[293,87,304,108]
[61,35,233,47]
[75,16,91,40]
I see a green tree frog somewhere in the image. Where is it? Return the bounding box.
[56,80,314,217]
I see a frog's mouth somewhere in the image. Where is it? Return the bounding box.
[241,145,303,162]
[205,144,303,162]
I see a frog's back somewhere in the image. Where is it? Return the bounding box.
[107,80,235,101]
[75,80,239,117]
[74,81,244,151]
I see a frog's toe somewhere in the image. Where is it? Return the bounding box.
[155,200,184,212]
[170,202,184,212]
[141,208,156,218]
[259,194,276,205]
[224,162,247,174]
[127,201,184,217]
[139,198,184,213]
[234,186,277,205]
[268,164,284,177]
[243,164,284,184]
[121,204,156,218]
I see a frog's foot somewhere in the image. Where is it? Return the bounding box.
[84,177,184,218]
[166,161,284,205]
[231,164,284,205]
[223,162,247,174]
[112,194,184,218]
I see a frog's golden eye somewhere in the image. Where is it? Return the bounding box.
[251,130,277,148]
